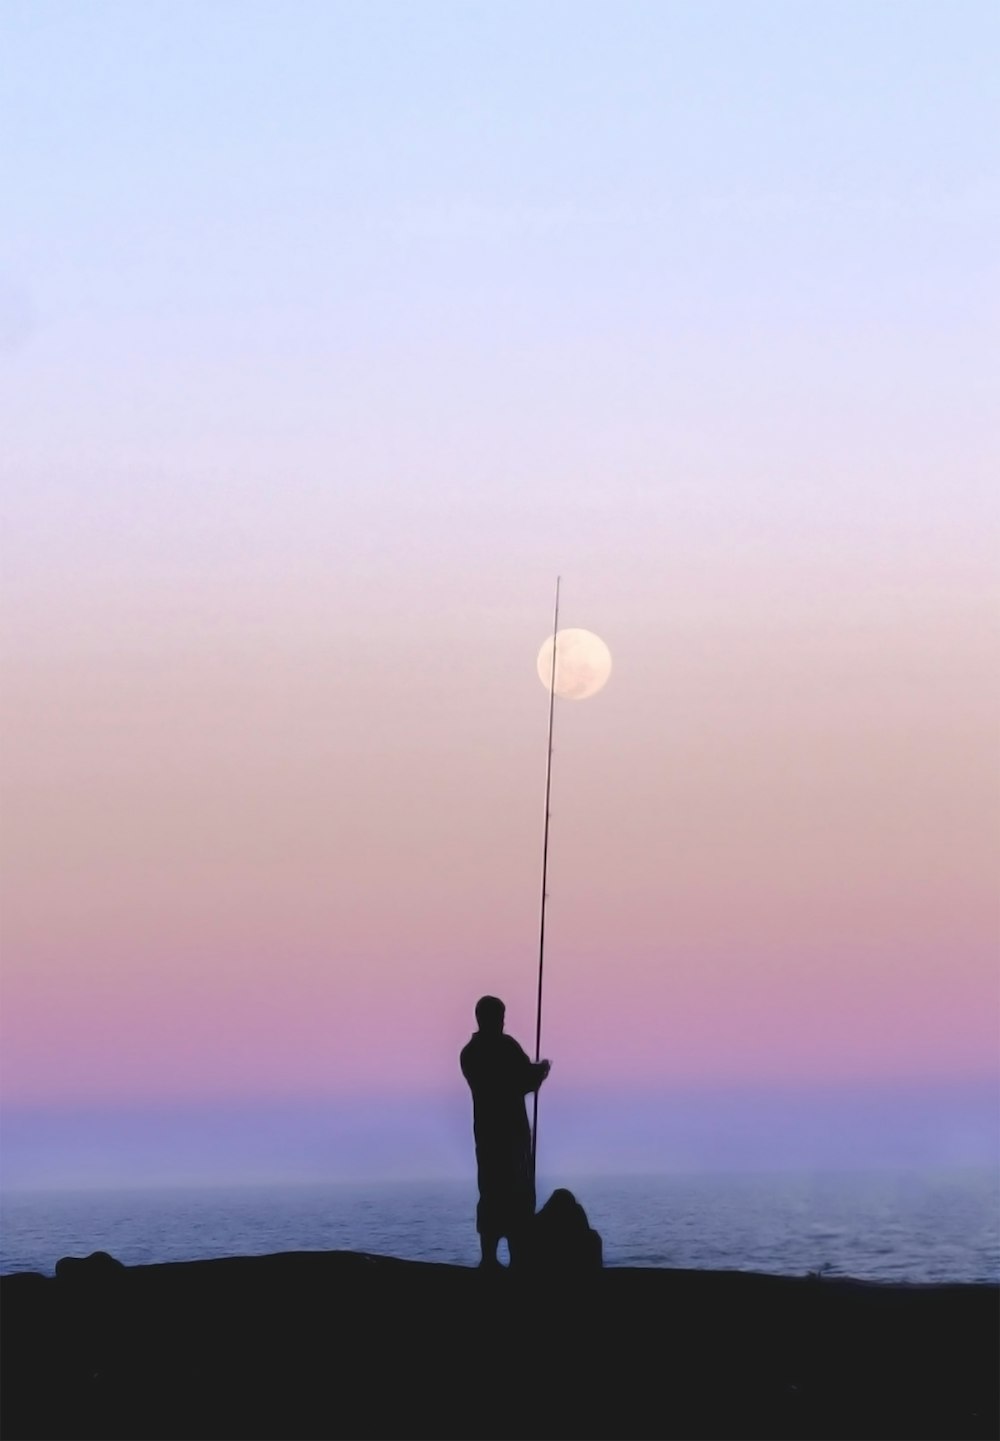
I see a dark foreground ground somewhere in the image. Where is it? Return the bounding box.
[1,1251,997,1441]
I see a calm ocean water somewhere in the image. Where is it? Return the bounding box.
[2,1170,997,1283]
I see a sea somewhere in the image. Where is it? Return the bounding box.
[2,1170,998,1283]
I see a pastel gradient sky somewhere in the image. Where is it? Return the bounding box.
[2,1,997,1184]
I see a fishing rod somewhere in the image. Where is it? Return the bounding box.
[531,576,560,1184]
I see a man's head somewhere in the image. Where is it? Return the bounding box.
[475,995,505,1034]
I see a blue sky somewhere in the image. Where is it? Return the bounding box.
[2,1,997,1186]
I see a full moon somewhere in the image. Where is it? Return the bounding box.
[536,628,612,700]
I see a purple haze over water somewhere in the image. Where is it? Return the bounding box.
[2,1170,997,1284]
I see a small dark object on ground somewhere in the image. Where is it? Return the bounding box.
[54,1251,126,1283]
[518,1187,603,1273]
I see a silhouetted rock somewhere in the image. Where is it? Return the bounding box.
[518,1187,603,1274]
[54,1251,126,1284]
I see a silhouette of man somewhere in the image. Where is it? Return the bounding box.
[460,995,551,1268]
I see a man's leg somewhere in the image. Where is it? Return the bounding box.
[479,1231,500,1268]
[477,1188,501,1268]
[506,1169,536,1271]
[506,1214,533,1271]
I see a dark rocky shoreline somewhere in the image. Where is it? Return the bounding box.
[2,1250,997,1440]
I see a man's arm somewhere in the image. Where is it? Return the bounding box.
[511,1040,551,1094]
